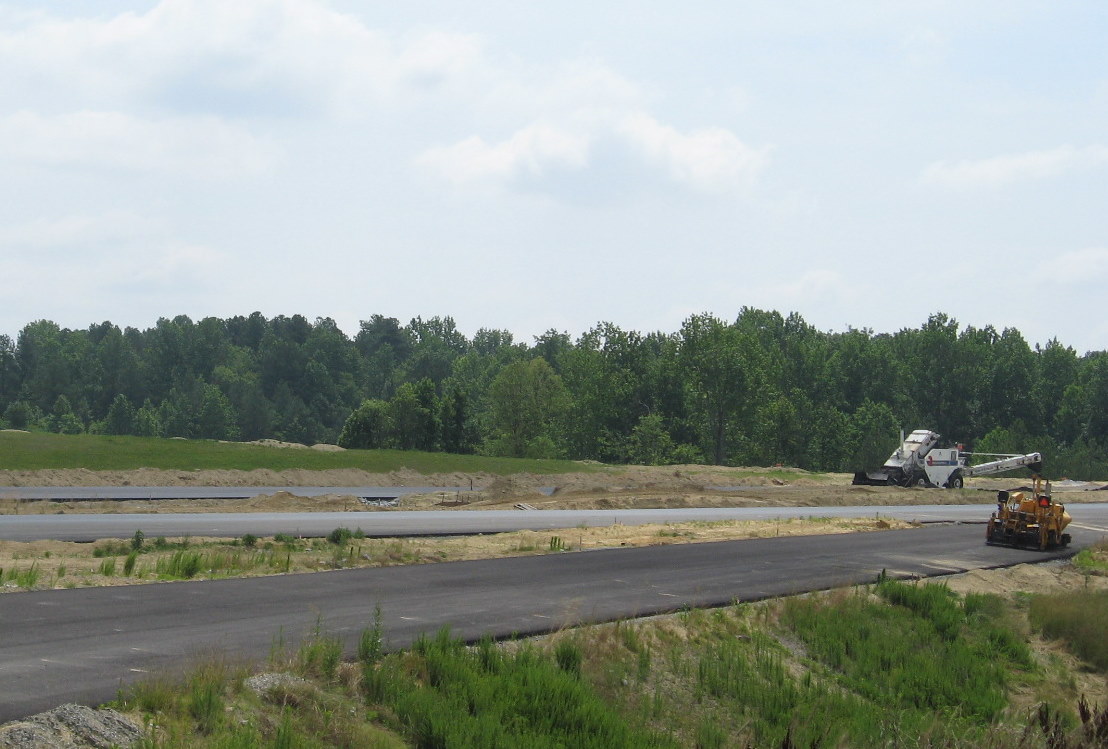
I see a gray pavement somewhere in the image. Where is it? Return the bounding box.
[3,502,1108,542]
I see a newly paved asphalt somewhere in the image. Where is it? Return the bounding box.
[2,521,1104,722]
[3,502,1108,542]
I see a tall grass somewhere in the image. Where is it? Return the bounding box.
[154,549,290,580]
[781,581,1019,724]
[1030,590,1108,672]
[384,627,676,748]
[1,563,41,588]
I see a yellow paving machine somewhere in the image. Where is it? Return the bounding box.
[985,476,1072,550]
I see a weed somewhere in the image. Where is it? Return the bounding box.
[549,535,565,551]
[695,719,727,749]
[123,550,139,576]
[328,527,353,545]
[98,558,116,577]
[157,550,204,579]
[93,540,130,558]
[554,638,582,676]
[241,533,258,548]
[153,536,169,550]
[131,529,145,551]
[274,533,295,545]
[188,677,222,734]
[358,605,385,664]
[298,631,344,681]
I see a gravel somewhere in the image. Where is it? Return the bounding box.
[0,704,144,749]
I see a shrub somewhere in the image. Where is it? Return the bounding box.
[241,533,258,548]
[131,529,145,551]
[327,527,353,546]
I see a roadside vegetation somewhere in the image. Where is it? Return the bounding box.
[0,431,587,473]
[112,578,1108,748]
[0,516,909,592]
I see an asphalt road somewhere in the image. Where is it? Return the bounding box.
[3,502,1108,542]
[1,522,1103,722]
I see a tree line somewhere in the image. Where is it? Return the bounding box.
[2,309,1107,478]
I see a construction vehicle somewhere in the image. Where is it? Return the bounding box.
[852,429,1043,488]
[985,476,1072,550]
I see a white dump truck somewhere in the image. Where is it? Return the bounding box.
[852,429,1043,488]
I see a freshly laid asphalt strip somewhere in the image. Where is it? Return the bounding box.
[4,502,1108,542]
[0,523,1094,722]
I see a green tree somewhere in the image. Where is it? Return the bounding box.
[132,399,162,437]
[50,394,83,434]
[439,386,473,454]
[846,400,900,472]
[196,384,240,440]
[678,313,761,465]
[388,379,439,450]
[487,358,569,457]
[3,400,38,430]
[338,399,393,449]
[104,394,136,435]
[626,413,676,465]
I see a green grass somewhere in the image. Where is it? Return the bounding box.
[780,581,1030,726]
[1071,539,1108,576]
[0,431,592,474]
[1029,589,1108,672]
[112,583,1098,749]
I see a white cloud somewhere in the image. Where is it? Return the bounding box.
[417,123,590,183]
[116,243,227,287]
[0,212,162,248]
[0,0,483,116]
[922,145,1108,189]
[616,113,771,193]
[0,110,274,177]
[1037,247,1108,285]
[419,112,769,194]
[742,269,848,309]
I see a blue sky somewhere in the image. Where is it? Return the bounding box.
[2,1,1106,352]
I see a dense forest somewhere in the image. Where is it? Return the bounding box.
[1,310,1107,478]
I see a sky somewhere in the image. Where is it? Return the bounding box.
[1,1,1106,353]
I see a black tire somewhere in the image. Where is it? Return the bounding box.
[948,474,964,489]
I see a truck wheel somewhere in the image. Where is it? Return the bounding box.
[948,475,964,489]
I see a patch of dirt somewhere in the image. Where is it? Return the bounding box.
[3,466,1106,515]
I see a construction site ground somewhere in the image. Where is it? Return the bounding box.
[2,464,1106,514]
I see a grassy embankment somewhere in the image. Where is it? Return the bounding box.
[0,431,588,474]
[112,568,1108,748]
[0,431,833,487]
